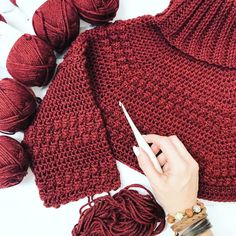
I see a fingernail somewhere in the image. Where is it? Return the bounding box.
[133,146,140,156]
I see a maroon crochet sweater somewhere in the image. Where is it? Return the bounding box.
[24,0,236,207]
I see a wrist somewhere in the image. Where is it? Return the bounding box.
[167,199,201,223]
[168,198,197,216]
[166,200,210,235]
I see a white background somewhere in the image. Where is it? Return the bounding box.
[0,0,236,235]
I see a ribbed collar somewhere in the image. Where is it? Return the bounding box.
[156,0,236,69]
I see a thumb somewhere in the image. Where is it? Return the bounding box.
[133,146,163,186]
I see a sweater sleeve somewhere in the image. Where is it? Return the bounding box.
[23,35,121,208]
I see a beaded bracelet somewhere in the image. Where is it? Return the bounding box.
[166,200,207,234]
[171,207,207,233]
[167,200,205,224]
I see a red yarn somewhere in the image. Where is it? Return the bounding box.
[23,0,236,207]
[33,0,80,53]
[72,185,166,236]
[0,136,29,188]
[155,0,236,68]
[10,0,17,6]
[73,0,119,24]
[0,14,6,22]
[0,78,37,132]
[6,34,56,87]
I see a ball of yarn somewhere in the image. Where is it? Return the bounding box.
[0,14,6,22]
[6,34,56,87]
[0,136,29,188]
[0,78,37,132]
[72,184,166,236]
[33,0,80,53]
[73,0,119,24]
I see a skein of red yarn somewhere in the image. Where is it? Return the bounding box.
[0,78,37,133]
[72,184,166,236]
[0,136,29,188]
[0,14,6,22]
[33,0,80,53]
[73,0,119,24]
[6,34,56,87]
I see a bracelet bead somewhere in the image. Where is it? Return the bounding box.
[171,208,207,233]
[167,200,205,225]
[175,212,184,221]
[193,204,201,213]
[185,208,194,217]
[197,200,205,209]
[167,214,175,224]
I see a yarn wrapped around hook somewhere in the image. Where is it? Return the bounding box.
[72,184,166,236]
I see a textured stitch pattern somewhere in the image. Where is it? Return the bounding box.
[23,39,121,207]
[156,0,236,68]
[24,0,236,207]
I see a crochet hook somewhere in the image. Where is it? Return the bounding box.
[119,101,163,173]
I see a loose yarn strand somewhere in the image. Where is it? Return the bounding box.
[72,184,166,236]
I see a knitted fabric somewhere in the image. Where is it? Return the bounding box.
[24,0,236,207]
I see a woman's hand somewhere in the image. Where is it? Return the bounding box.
[133,134,199,215]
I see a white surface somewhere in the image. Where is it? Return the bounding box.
[0,0,15,13]
[0,21,22,67]
[1,7,35,34]
[14,0,46,18]
[0,1,235,236]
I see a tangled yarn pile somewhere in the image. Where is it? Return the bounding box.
[72,185,165,236]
